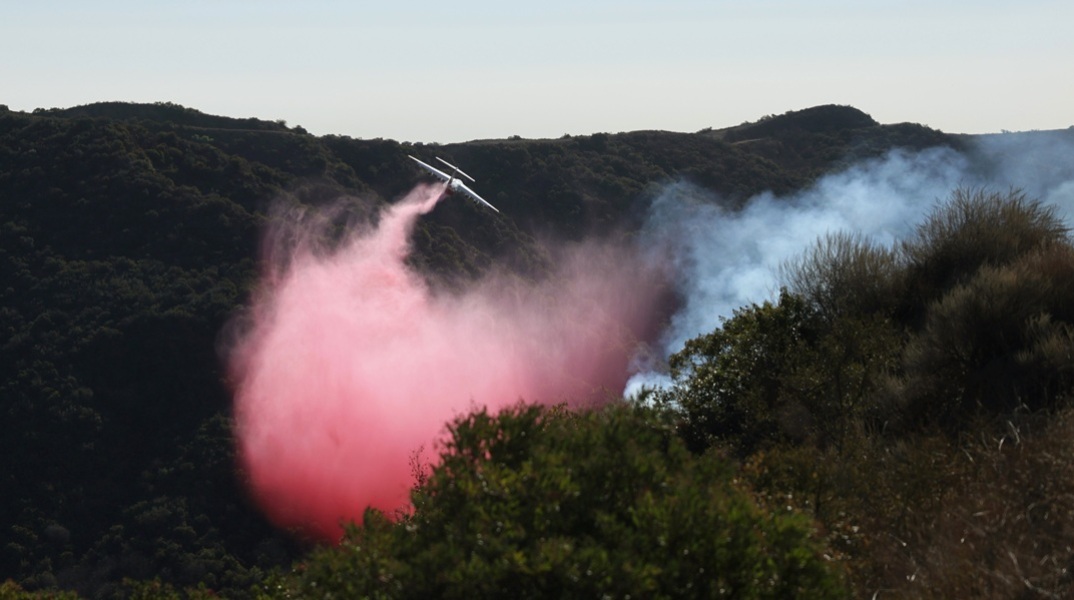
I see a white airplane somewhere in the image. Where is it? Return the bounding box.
[408,155,500,213]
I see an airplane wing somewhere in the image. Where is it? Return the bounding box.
[408,155,453,183]
[455,181,501,213]
[409,154,500,213]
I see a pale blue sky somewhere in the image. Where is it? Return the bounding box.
[4,1,1071,142]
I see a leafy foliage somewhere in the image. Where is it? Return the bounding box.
[0,579,80,599]
[899,247,1074,424]
[666,291,898,455]
[274,404,845,599]
[781,231,902,321]
[898,187,1068,318]
[664,186,1074,596]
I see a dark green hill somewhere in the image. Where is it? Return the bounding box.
[38,101,291,132]
[0,100,960,597]
[705,104,949,179]
[718,104,879,141]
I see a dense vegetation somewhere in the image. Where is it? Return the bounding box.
[275,404,845,599]
[662,188,1074,597]
[3,100,1073,598]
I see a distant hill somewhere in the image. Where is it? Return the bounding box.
[33,100,293,132]
[716,104,880,142]
[0,100,966,597]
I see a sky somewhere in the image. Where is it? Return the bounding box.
[4,0,1072,143]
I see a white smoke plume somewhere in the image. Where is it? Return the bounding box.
[626,130,1074,397]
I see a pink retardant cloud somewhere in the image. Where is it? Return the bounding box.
[229,184,670,542]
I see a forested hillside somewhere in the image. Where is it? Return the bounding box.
[4,101,1072,598]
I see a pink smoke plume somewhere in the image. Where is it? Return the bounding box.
[229,184,669,542]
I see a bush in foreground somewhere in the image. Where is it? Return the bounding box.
[267,404,845,599]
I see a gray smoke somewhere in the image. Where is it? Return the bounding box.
[966,130,1074,218]
[625,129,1074,397]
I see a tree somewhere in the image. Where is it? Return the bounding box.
[898,245,1074,427]
[664,290,897,456]
[781,231,901,322]
[275,403,845,599]
[665,291,817,454]
[898,187,1068,323]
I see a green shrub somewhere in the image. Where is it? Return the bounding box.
[274,404,846,599]
[899,187,1068,320]
[666,291,898,455]
[897,244,1074,427]
[782,231,901,321]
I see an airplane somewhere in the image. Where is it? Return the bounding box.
[408,155,500,213]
